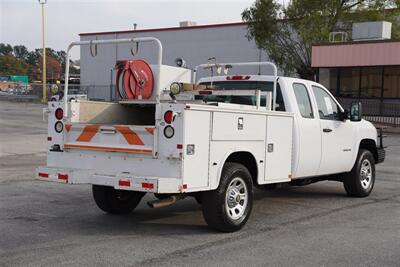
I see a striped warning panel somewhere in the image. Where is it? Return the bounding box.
[64,124,155,154]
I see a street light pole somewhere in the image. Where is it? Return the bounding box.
[39,0,47,103]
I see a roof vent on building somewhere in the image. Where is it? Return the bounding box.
[179,21,197,27]
[352,21,392,41]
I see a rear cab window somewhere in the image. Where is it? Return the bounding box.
[292,83,314,118]
[196,80,286,111]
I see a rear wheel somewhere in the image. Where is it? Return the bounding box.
[343,149,375,197]
[201,162,253,232]
[92,185,145,214]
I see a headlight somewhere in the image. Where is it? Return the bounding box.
[170,82,182,95]
[163,126,174,138]
[55,121,63,133]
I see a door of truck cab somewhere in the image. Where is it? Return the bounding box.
[310,84,356,175]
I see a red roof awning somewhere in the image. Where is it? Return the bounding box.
[312,40,400,67]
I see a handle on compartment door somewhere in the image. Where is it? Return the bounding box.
[323,128,332,133]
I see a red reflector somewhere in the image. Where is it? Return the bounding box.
[55,108,63,120]
[177,144,183,149]
[119,180,130,187]
[199,91,212,95]
[47,136,52,141]
[58,173,68,181]
[185,105,191,109]
[182,184,188,189]
[38,172,48,178]
[164,110,174,124]
[226,75,250,80]
[142,182,154,189]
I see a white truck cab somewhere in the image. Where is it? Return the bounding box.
[37,38,385,232]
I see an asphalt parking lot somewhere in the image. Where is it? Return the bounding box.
[0,101,399,266]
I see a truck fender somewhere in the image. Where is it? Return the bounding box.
[350,121,378,169]
[212,149,259,190]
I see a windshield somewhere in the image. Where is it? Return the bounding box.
[196,81,285,110]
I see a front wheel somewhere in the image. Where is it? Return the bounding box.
[92,185,145,214]
[343,149,375,197]
[201,162,253,232]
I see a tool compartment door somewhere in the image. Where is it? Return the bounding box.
[182,110,211,189]
[264,115,293,182]
[212,112,265,141]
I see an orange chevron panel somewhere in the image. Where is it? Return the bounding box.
[145,127,154,135]
[115,126,145,146]
[76,125,100,142]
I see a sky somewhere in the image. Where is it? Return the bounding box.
[1,0,288,59]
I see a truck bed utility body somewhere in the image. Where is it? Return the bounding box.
[37,37,385,232]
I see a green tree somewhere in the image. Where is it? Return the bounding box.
[242,0,400,80]
[0,55,29,75]
[13,45,29,61]
[0,43,14,56]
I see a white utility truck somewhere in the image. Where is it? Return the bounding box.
[37,38,385,232]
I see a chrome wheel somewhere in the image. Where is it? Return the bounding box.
[225,177,248,220]
[360,159,372,190]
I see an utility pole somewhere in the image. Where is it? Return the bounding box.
[39,0,47,103]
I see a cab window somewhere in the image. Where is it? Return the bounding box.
[196,81,286,111]
[293,83,314,118]
[312,85,341,120]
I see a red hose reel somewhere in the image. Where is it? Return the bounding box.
[116,60,154,100]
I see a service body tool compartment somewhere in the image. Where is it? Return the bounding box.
[182,109,211,190]
[264,115,293,183]
[212,112,265,141]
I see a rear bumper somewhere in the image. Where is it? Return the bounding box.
[377,147,386,164]
[36,166,183,194]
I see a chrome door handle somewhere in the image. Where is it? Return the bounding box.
[323,128,332,133]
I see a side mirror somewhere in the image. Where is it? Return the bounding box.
[350,102,362,122]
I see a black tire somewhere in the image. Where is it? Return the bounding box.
[201,162,253,232]
[194,194,202,205]
[343,149,375,197]
[92,185,145,214]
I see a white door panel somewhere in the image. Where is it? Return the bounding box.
[319,120,355,174]
[293,118,322,177]
[290,82,321,178]
[183,110,211,189]
[265,115,293,182]
[311,85,356,175]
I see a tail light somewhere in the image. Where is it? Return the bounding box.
[55,108,63,120]
[226,75,251,80]
[164,110,174,124]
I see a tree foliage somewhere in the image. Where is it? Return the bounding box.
[0,43,79,81]
[0,55,29,75]
[242,0,400,79]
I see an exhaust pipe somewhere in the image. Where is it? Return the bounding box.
[147,195,185,208]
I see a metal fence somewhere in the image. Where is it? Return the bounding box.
[337,97,400,127]
[2,84,399,127]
